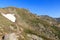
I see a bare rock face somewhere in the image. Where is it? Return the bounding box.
[2,33,18,40]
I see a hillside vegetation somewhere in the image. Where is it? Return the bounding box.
[0,7,60,40]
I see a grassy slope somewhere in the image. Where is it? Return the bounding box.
[0,7,60,40]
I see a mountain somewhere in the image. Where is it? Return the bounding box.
[55,18,60,23]
[0,7,60,40]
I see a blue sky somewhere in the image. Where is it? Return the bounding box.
[0,0,60,18]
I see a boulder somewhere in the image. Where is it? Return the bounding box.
[2,33,18,40]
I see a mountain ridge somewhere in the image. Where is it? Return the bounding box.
[0,7,60,40]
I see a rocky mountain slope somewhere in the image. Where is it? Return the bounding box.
[0,7,60,40]
[55,18,60,23]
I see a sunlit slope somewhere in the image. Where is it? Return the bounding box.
[0,7,60,40]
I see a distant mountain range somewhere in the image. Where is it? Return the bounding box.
[55,18,60,22]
